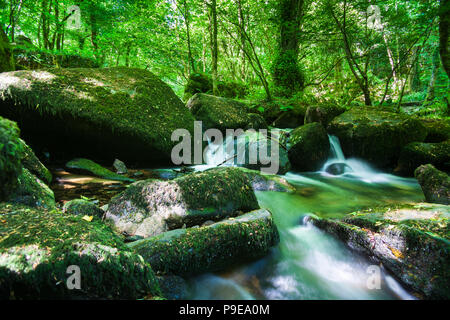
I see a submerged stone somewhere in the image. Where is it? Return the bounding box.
[128,208,280,276]
[105,167,259,238]
[0,203,161,299]
[415,164,450,205]
[113,159,128,174]
[309,203,450,299]
[66,158,135,182]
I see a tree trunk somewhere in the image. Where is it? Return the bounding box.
[208,0,218,95]
[183,0,195,74]
[426,47,441,102]
[272,0,305,96]
[439,0,450,77]
[0,27,14,72]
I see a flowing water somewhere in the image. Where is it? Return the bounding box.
[187,135,423,300]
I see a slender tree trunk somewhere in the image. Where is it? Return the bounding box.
[426,47,441,102]
[439,0,450,77]
[183,0,195,74]
[237,0,246,81]
[0,27,15,72]
[208,0,218,95]
[408,46,419,93]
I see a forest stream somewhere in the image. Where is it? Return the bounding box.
[51,135,427,300]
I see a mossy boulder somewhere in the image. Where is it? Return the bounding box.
[0,203,161,299]
[288,122,330,171]
[183,73,247,101]
[63,199,105,218]
[246,113,268,130]
[395,140,450,176]
[309,203,450,299]
[7,168,55,209]
[66,158,135,182]
[0,116,24,200]
[237,167,295,192]
[186,93,254,133]
[304,104,347,127]
[0,67,195,165]
[19,139,52,184]
[421,118,450,143]
[221,130,291,175]
[105,167,259,238]
[415,164,450,205]
[327,108,427,169]
[128,208,280,276]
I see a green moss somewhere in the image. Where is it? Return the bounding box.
[63,199,104,218]
[0,67,195,164]
[396,141,450,176]
[288,122,329,171]
[128,209,279,276]
[328,107,428,169]
[304,104,347,126]
[7,168,55,209]
[183,73,248,101]
[66,158,135,182]
[309,203,450,299]
[19,139,52,184]
[0,203,161,299]
[415,164,450,205]
[0,117,24,201]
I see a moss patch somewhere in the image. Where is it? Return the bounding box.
[66,158,135,182]
[0,202,161,299]
[128,208,279,276]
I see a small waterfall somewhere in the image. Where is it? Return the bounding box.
[328,135,345,161]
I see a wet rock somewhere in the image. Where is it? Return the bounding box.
[415,164,450,205]
[324,162,352,175]
[156,275,188,300]
[105,167,259,238]
[19,138,52,185]
[0,116,24,200]
[305,104,346,127]
[309,203,450,299]
[128,208,280,276]
[66,158,135,182]
[395,140,450,176]
[63,199,105,218]
[7,168,55,209]
[328,107,427,169]
[238,167,295,192]
[288,122,330,171]
[0,67,195,165]
[0,203,161,299]
[183,72,248,101]
[113,159,128,174]
[186,93,251,133]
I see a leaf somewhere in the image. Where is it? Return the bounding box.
[82,215,93,222]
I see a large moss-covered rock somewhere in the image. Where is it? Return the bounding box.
[305,104,347,127]
[186,93,257,132]
[395,140,450,176]
[7,168,55,209]
[105,167,259,238]
[128,208,279,276]
[183,73,248,101]
[309,203,450,299]
[0,203,161,299]
[0,116,24,200]
[288,122,330,171]
[220,130,291,175]
[19,139,52,185]
[327,108,427,169]
[237,167,295,192]
[63,199,105,218]
[421,118,450,143]
[0,67,195,165]
[66,158,134,182]
[415,164,450,205]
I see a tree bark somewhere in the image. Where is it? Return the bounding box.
[426,46,441,102]
[208,0,219,95]
[439,0,450,77]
